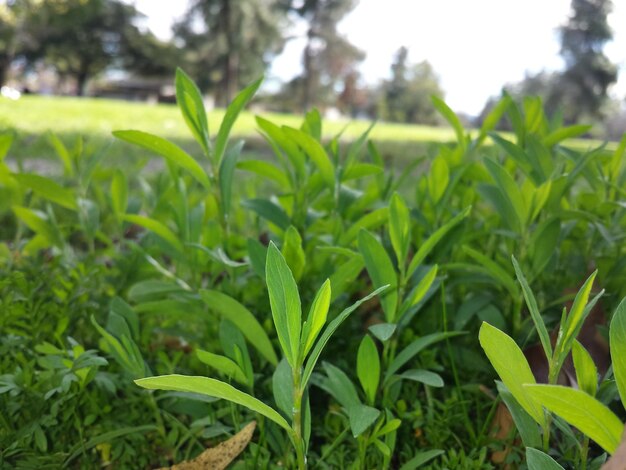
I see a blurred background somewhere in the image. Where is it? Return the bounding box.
[1,0,625,139]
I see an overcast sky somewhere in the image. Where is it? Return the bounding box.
[132,0,626,115]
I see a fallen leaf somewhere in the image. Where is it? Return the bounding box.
[158,421,256,470]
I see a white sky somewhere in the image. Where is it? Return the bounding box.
[132,0,626,115]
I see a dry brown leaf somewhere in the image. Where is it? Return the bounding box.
[158,421,256,470]
[602,428,626,470]
[490,402,515,465]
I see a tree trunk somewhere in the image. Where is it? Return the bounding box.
[0,62,8,88]
[301,32,314,112]
[76,70,88,96]
[220,0,239,107]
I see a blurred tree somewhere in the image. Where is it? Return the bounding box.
[27,0,151,95]
[381,47,444,125]
[0,0,40,87]
[174,0,287,106]
[557,0,617,121]
[289,0,364,111]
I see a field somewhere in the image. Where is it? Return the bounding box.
[1,76,626,470]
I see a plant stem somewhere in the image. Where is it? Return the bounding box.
[292,365,307,470]
[441,281,475,441]
[580,436,590,470]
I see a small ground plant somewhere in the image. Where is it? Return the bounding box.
[0,68,625,468]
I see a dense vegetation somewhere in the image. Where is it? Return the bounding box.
[1,70,626,469]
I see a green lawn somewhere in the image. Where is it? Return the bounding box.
[1,95,613,164]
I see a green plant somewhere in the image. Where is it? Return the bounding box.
[135,243,386,469]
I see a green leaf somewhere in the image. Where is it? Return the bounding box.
[214,77,262,165]
[432,96,465,145]
[542,124,592,147]
[266,242,302,368]
[219,140,244,220]
[401,264,438,312]
[329,254,364,301]
[64,425,157,466]
[368,323,396,342]
[110,170,128,217]
[358,229,398,322]
[302,108,322,140]
[398,449,445,470]
[272,358,293,417]
[389,192,410,266]
[342,163,383,181]
[357,335,380,404]
[477,95,511,146]
[463,246,518,297]
[385,332,462,382]
[496,381,542,448]
[237,160,290,188]
[529,218,560,276]
[282,126,335,187]
[302,285,388,387]
[282,226,306,281]
[479,322,544,426]
[242,198,290,231]
[526,448,565,470]
[175,67,210,156]
[0,132,13,162]
[301,279,331,357]
[321,362,361,409]
[397,369,443,387]
[92,316,145,378]
[12,206,59,246]
[609,296,626,407]
[428,156,449,204]
[247,238,267,279]
[219,320,253,385]
[197,350,248,386]
[46,133,73,176]
[256,116,306,179]
[525,384,623,454]
[113,130,210,189]
[406,206,470,278]
[122,214,183,253]
[572,341,598,397]
[14,174,77,210]
[135,375,290,431]
[340,207,389,245]
[561,270,598,347]
[348,404,380,438]
[484,158,526,230]
[200,290,278,366]
[511,256,552,359]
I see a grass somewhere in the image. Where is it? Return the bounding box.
[2,95,615,165]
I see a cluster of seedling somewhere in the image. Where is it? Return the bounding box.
[1,68,625,468]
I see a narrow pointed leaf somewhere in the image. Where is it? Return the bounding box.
[175,67,210,156]
[512,256,552,359]
[214,77,263,165]
[525,384,623,454]
[301,279,331,357]
[200,290,277,365]
[266,242,301,368]
[610,297,626,407]
[358,229,398,322]
[136,375,290,431]
[357,335,380,404]
[113,130,210,189]
[302,285,388,387]
[407,206,470,278]
[479,322,544,426]
[122,214,183,253]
